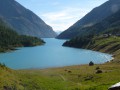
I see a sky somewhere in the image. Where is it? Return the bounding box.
[16,0,108,32]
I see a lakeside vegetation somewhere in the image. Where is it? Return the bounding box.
[63,36,120,62]
[0,19,45,52]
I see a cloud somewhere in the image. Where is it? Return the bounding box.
[40,7,89,31]
[16,0,108,32]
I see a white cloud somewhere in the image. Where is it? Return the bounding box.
[40,7,89,31]
[16,0,108,32]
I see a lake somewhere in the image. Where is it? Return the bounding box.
[0,38,113,69]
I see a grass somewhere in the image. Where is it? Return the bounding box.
[1,63,120,90]
[92,37,120,52]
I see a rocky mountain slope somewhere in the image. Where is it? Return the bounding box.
[0,18,45,52]
[0,0,57,38]
[57,0,120,39]
[63,8,120,48]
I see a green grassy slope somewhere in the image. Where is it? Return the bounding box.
[1,63,120,90]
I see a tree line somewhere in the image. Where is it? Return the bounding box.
[0,19,45,52]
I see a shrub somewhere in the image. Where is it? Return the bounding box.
[68,70,72,73]
[96,70,103,74]
[89,61,94,66]
[96,66,100,70]
[0,63,7,68]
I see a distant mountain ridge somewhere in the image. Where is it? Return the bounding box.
[0,0,57,38]
[93,9,120,33]
[57,0,120,39]
[75,9,120,37]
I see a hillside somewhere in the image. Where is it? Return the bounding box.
[57,0,120,39]
[62,7,120,60]
[76,9,120,37]
[63,36,120,63]
[0,19,45,52]
[0,0,57,38]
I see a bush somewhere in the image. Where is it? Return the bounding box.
[89,61,94,66]
[96,70,103,74]
[96,66,100,70]
[0,63,6,68]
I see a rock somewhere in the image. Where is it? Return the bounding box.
[109,82,120,90]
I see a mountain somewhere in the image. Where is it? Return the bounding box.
[57,0,120,39]
[100,11,120,34]
[76,9,120,37]
[0,0,57,38]
[63,9,120,50]
[0,18,45,52]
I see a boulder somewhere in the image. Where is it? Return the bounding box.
[109,82,120,90]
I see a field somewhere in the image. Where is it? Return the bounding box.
[0,63,120,90]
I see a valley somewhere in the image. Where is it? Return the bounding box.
[0,0,120,90]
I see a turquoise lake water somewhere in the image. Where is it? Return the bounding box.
[0,38,113,69]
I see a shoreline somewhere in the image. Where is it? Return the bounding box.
[0,47,114,71]
[1,59,120,90]
[19,56,114,71]
[0,44,119,90]
[0,37,118,71]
